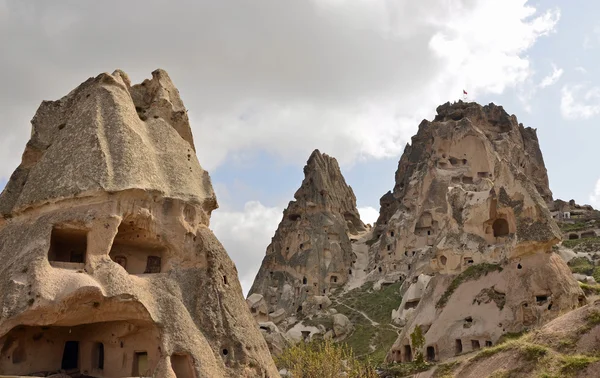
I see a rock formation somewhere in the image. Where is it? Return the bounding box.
[0,69,278,377]
[365,101,583,363]
[247,150,365,341]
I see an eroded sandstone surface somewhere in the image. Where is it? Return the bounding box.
[0,69,278,377]
[363,101,583,362]
[247,150,365,351]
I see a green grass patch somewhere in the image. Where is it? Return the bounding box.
[579,282,600,296]
[436,263,503,308]
[432,361,459,378]
[568,257,595,275]
[560,222,591,232]
[332,281,402,364]
[378,361,431,377]
[341,323,375,357]
[563,236,600,251]
[520,343,548,361]
[560,355,599,375]
[338,281,403,324]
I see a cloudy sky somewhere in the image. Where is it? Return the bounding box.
[1,0,598,294]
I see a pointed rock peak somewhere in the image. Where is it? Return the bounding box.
[0,69,216,218]
[293,150,363,230]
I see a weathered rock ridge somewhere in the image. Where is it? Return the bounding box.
[365,101,583,363]
[248,149,364,328]
[0,69,278,377]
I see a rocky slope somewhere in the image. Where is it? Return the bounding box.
[0,69,278,377]
[423,298,600,377]
[363,101,583,363]
[248,149,366,351]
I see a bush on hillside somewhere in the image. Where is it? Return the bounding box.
[275,339,378,378]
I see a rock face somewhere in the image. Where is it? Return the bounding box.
[367,101,583,363]
[0,70,278,377]
[248,149,364,325]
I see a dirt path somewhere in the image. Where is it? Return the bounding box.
[334,299,380,326]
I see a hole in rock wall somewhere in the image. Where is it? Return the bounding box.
[582,231,596,238]
[440,256,447,265]
[403,345,412,362]
[405,300,419,310]
[455,339,463,354]
[330,275,338,283]
[12,344,26,364]
[471,340,481,350]
[378,267,382,273]
[61,341,79,370]
[536,295,548,304]
[569,234,579,240]
[92,342,104,370]
[1,322,159,377]
[477,172,490,178]
[302,277,307,285]
[517,263,522,269]
[426,346,435,361]
[485,341,493,347]
[133,352,149,376]
[48,227,88,268]
[449,157,459,166]
[462,176,474,184]
[288,214,301,221]
[387,245,391,251]
[390,231,395,237]
[109,220,167,274]
[297,306,302,313]
[492,219,509,237]
[171,354,196,378]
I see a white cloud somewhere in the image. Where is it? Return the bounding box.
[358,206,379,226]
[583,24,600,50]
[539,64,563,88]
[560,84,600,120]
[0,0,560,178]
[575,66,588,74]
[210,201,282,296]
[590,178,600,207]
[518,63,563,112]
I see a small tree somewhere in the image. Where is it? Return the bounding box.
[410,325,426,364]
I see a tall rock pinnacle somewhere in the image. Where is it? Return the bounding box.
[248,150,365,326]
[0,69,278,377]
[365,101,583,363]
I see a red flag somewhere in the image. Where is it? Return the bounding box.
[463,89,468,95]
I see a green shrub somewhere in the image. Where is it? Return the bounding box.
[410,326,426,364]
[275,339,378,378]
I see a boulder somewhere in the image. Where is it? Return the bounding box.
[332,313,353,338]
